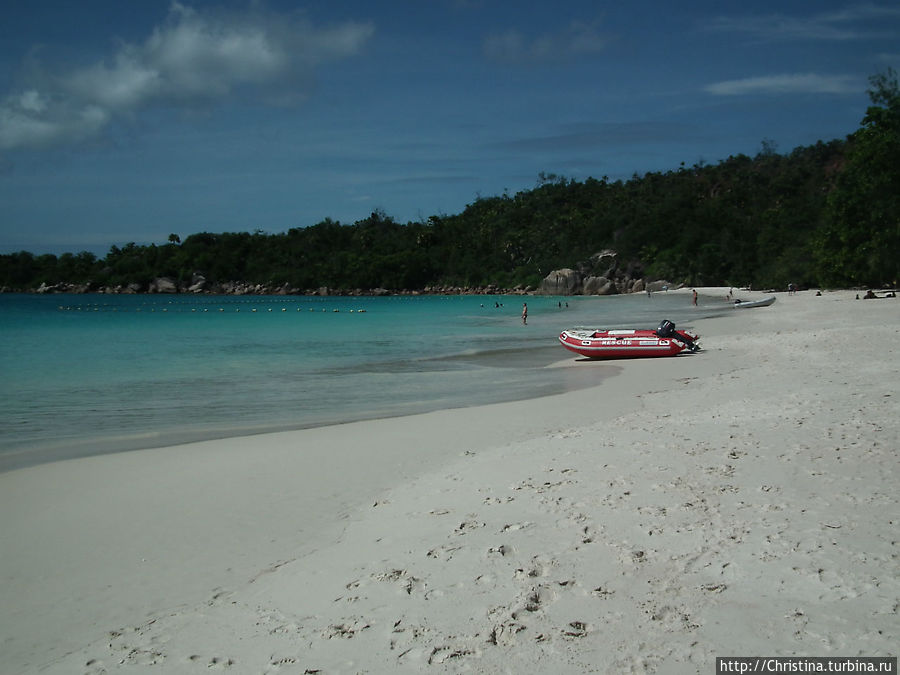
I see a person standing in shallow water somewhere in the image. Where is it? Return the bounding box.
[692,289,698,306]
[522,303,528,325]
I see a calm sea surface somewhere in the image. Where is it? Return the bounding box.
[0,292,724,470]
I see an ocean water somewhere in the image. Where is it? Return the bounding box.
[0,292,722,471]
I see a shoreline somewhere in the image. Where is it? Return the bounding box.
[1,288,896,673]
[0,290,721,474]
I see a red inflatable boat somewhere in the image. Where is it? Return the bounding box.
[558,320,699,359]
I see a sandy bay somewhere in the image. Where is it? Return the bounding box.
[0,288,896,674]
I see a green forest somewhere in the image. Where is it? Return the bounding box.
[2,71,898,294]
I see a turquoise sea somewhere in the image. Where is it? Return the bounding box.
[0,292,723,471]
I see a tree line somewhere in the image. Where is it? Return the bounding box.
[2,71,897,293]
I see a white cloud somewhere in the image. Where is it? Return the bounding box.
[483,30,526,62]
[705,3,900,41]
[141,4,288,101]
[819,3,900,24]
[0,3,375,151]
[705,73,861,96]
[18,90,48,114]
[483,20,607,64]
[66,50,163,110]
[0,106,60,149]
[0,96,110,150]
[706,14,858,41]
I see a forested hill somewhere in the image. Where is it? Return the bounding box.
[3,71,898,293]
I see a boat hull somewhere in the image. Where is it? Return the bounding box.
[558,329,693,359]
[733,296,776,309]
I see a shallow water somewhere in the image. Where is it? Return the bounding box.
[0,292,723,470]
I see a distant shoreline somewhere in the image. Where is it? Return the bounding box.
[3,280,858,297]
[3,281,536,296]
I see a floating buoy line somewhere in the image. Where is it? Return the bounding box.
[56,298,368,314]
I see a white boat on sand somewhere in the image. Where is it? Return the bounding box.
[733,296,776,309]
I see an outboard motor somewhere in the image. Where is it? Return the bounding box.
[656,319,700,352]
[656,319,676,338]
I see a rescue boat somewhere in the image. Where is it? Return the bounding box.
[558,319,699,359]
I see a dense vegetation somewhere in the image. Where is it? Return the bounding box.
[3,71,898,293]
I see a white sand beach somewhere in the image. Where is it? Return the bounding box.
[1,288,897,674]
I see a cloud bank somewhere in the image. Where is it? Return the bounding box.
[704,3,900,41]
[488,121,698,153]
[0,3,374,151]
[483,20,607,64]
[705,73,860,96]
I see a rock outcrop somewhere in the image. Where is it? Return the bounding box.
[7,248,675,297]
[187,274,207,293]
[539,268,582,295]
[148,277,178,294]
[538,250,673,296]
[582,276,617,295]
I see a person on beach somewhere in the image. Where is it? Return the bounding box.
[692,289,698,306]
[522,303,528,324]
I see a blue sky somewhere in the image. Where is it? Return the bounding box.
[1,1,897,255]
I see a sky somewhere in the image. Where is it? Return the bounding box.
[0,1,898,256]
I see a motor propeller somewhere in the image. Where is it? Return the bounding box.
[656,319,700,352]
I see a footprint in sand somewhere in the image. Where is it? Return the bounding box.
[454,518,486,534]
[580,524,603,544]
[205,655,236,669]
[426,543,463,561]
[642,602,699,632]
[322,619,371,639]
[83,658,107,674]
[513,555,554,579]
[390,620,433,655]
[256,608,306,635]
[372,568,427,595]
[487,544,516,557]
[513,478,574,494]
[561,620,592,639]
[105,621,172,667]
[264,655,301,672]
[488,621,527,646]
[207,588,235,606]
[511,584,558,620]
[428,645,479,665]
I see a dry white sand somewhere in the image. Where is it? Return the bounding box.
[1,288,897,674]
